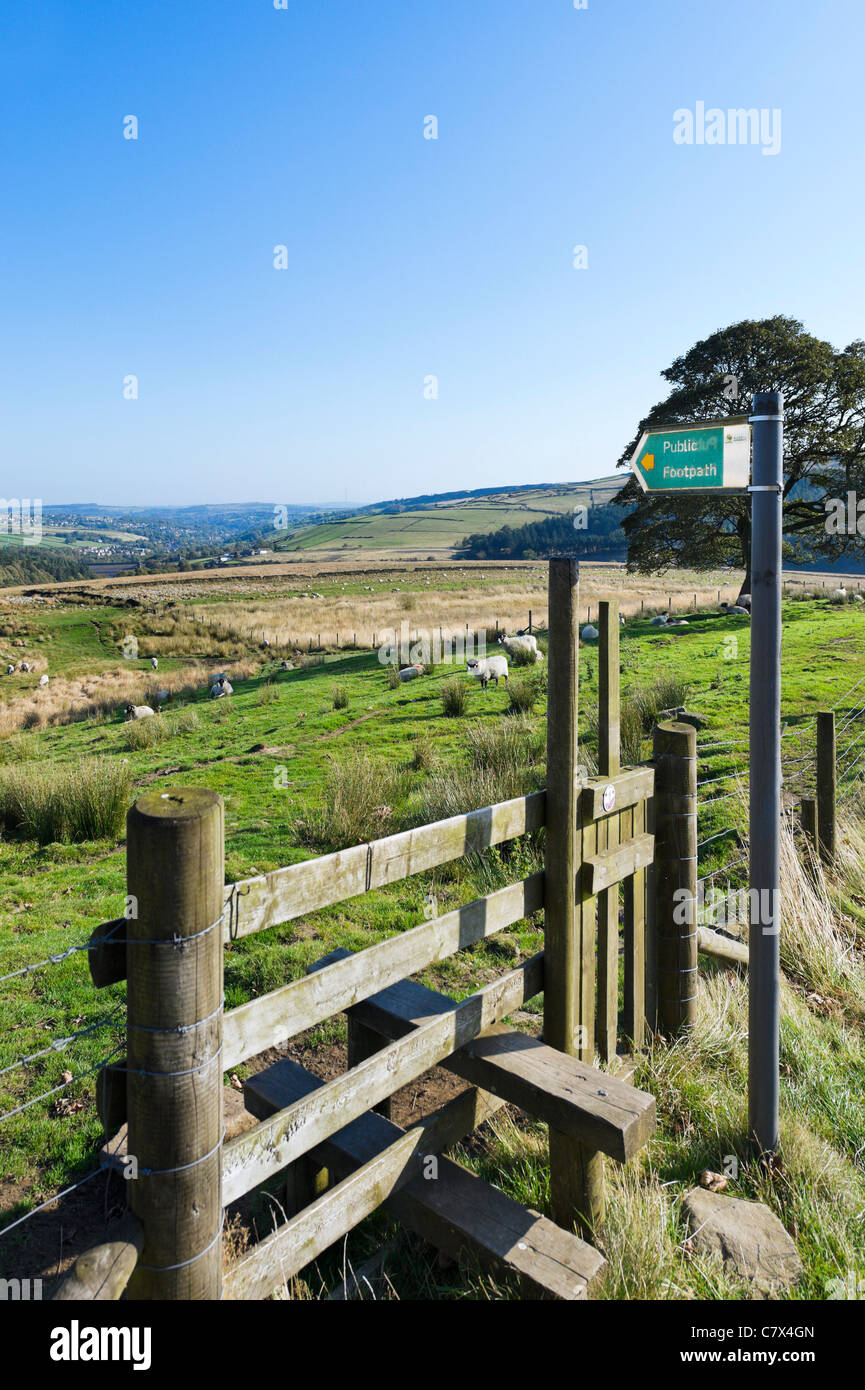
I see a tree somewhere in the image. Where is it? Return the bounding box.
[613,317,865,597]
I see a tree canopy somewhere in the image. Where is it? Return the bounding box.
[613,317,865,593]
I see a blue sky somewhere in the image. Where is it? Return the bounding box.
[1,0,862,506]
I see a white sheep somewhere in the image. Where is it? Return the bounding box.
[466,654,509,689]
[831,586,848,602]
[5,664,14,675]
[261,638,271,649]
[125,703,155,720]
[19,661,31,672]
[398,664,424,682]
[38,674,49,687]
[498,633,542,662]
[150,657,159,670]
[210,676,233,699]
[580,624,599,642]
[720,602,749,616]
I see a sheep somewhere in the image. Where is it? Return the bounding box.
[720,602,749,616]
[466,654,509,689]
[280,659,293,671]
[210,676,233,699]
[150,656,159,670]
[125,703,155,720]
[38,674,49,687]
[619,614,625,626]
[498,633,542,662]
[19,661,31,672]
[5,664,13,675]
[398,664,424,682]
[580,624,599,642]
[260,638,271,649]
[831,586,848,602]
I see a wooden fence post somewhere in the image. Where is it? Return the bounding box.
[799,795,818,852]
[652,722,697,1035]
[596,600,620,1064]
[126,787,225,1300]
[544,558,602,1236]
[816,711,836,864]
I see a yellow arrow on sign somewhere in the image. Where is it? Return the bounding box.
[642,452,655,470]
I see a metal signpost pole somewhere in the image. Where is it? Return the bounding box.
[748,390,784,1155]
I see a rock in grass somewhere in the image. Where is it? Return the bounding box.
[682,1188,802,1294]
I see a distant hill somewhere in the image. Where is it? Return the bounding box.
[275,478,624,555]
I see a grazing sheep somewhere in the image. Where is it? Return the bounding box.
[261,638,270,649]
[150,657,159,670]
[580,624,599,642]
[280,659,293,671]
[619,614,625,626]
[19,661,31,672]
[38,674,49,687]
[125,703,155,720]
[5,664,14,675]
[210,676,233,699]
[466,654,509,689]
[498,633,542,662]
[831,586,848,602]
[398,664,424,682]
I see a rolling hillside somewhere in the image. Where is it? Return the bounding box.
[274,478,624,556]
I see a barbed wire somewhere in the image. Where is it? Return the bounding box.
[0,920,122,987]
[0,1005,124,1082]
[0,1128,127,1240]
[0,1046,123,1124]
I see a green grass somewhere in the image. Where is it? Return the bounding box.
[1,582,864,1298]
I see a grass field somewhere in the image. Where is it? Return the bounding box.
[277,479,624,555]
[0,569,863,1298]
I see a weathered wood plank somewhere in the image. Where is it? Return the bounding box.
[623,798,647,1048]
[88,794,546,986]
[222,953,544,1203]
[53,1214,143,1301]
[222,874,544,1071]
[583,833,654,896]
[579,768,654,821]
[349,975,656,1162]
[697,926,749,965]
[227,1058,604,1301]
[223,793,545,942]
[577,812,597,1064]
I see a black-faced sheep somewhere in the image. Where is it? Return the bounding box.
[467,654,508,689]
[125,703,155,720]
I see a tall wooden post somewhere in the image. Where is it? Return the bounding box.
[544,558,602,1235]
[816,711,836,864]
[126,787,225,1300]
[596,601,620,1063]
[799,795,818,852]
[653,723,697,1035]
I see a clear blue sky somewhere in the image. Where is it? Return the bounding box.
[1,0,862,507]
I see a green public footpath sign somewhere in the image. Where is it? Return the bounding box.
[629,418,751,493]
